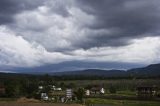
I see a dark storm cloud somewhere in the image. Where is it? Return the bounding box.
[1,0,160,50]
[75,0,160,49]
[0,0,44,24]
[48,1,71,17]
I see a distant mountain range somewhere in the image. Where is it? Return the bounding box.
[49,63,160,77]
[0,63,160,78]
[127,63,160,77]
[52,69,126,77]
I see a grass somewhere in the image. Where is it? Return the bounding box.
[85,98,160,106]
[0,98,17,102]
[103,91,136,98]
[58,79,160,91]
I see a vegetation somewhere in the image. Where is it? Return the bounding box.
[74,88,85,103]
[109,85,116,94]
[86,98,160,106]
[0,73,160,105]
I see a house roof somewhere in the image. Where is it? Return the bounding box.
[91,87,103,91]
[136,86,157,90]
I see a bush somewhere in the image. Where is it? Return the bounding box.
[74,88,85,103]
[109,85,116,94]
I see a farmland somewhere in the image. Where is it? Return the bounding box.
[58,79,160,91]
[0,73,160,106]
[86,98,160,106]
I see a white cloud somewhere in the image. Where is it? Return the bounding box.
[11,0,95,52]
[1,0,160,68]
[1,25,160,67]
[0,26,72,67]
[70,37,160,64]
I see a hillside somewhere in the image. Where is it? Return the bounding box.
[127,63,160,77]
[53,63,160,77]
[53,69,126,77]
[0,63,160,78]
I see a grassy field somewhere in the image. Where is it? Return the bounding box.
[59,79,160,96]
[0,79,159,106]
[85,98,160,106]
[59,79,160,88]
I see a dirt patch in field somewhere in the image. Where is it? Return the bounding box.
[0,102,83,106]
[16,97,40,103]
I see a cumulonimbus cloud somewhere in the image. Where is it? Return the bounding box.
[1,0,160,69]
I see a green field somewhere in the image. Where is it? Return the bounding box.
[1,78,160,106]
[85,98,160,106]
[59,79,160,93]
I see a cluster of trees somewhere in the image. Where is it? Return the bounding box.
[0,74,79,98]
[0,74,50,98]
[0,73,159,99]
[3,79,38,98]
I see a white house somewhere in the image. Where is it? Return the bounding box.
[100,88,105,94]
[38,86,43,90]
[54,87,62,91]
[66,89,72,98]
[41,93,48,100]
[85,90,90,96]
[91,86,105,94]
[52,85,56,88]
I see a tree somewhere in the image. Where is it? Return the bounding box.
[109,85,116,94]
[43,74,53,85]
[74,88,85,103]
[59,82,65,90]
[67,83,76,89]
[4,80,21,97]
[25,82,38,98]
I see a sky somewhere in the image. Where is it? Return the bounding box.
[1,0,160,72]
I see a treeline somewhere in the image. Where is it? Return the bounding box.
[0,74,48,98]
[0,74,84,98]
[0,73,160,98]
[52,75,160,80]
[0,72,160,81]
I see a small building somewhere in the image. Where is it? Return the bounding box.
[136,86,157,98]
[41,93,48,100]
[66,89,72,98]
[90,86,105,94]
[38,86,43,90]
[52,85,56,89]
[85,90,90,96]
[54,88,62,91]
[100,88,105,94]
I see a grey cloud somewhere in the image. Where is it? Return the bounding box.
[0,0,44,24]
[74,0,160,49]
[1,0,160,70]
[47,0,72,17]
[2,0,160,51]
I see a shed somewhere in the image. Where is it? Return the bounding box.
[90,86,105,94]
[136,86,157,98]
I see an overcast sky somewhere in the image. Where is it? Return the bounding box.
[1,0,160,72]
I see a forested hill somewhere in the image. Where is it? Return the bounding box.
[127,63,160,77]
[0,63,160,79]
